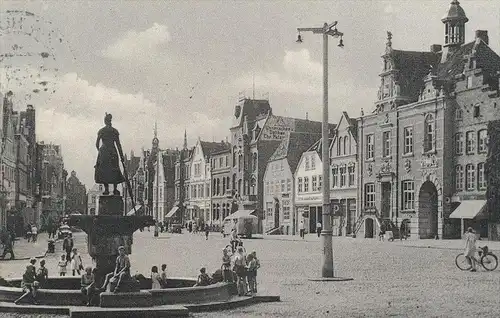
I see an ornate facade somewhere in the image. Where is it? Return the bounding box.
[357,0,500,239]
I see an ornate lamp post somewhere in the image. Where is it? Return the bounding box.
[296,22,344,278]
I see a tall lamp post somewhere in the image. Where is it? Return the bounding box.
[296,22,343,278]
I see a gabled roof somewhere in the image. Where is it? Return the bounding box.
[212,142,232,155]
[125,156,141,176]
[268,132,321,173]
[307,137,335,160]
[436,42,474,79]
[200,141,229,157]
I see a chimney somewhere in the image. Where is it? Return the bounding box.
[430,44,442,53]
[475,30,489,45]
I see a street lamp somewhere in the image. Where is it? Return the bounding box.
[296,21,343,278]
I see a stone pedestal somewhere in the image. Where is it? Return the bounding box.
[68,195,154,288]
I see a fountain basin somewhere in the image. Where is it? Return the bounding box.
[0,276,234,306]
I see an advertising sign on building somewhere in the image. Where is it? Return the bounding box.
[260,116,296,140]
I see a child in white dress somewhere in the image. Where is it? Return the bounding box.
[151,266,161,290]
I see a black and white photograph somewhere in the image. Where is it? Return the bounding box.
[0,1,499,317]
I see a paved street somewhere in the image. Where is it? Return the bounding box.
[2,231,500,317]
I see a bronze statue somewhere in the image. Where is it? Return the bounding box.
[94,113,125,195]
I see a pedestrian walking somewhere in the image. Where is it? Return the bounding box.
[250,251,260,293]
[63,234,74,261]
[0,230,15,259]
[299,221,305,239]
[71,248,84,276]
[246,253,258,295]
[316,222,322,238]
[31,224,38,242]
[464,227,478,272]
[205,224,210,240]
[58,254,68,276]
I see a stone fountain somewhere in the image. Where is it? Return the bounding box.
[0,113,279,317]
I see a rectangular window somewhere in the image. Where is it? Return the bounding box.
[286,179,291,192]
[478,130,487,153]
[478,163,486,190]
[219,157,224,168]
[275,181,280,194]
[318,175,322,191]
[402,180,415,210]
[466,75,473,89]
[455,165,464,191]
[382,131,391,157]
[340,166,347,187]
[404,127,413,154]
[283,200,290,220]
[424,118,435,152]
[348,166,355,186]
[266,202,273,219]
[466,164,475,191]
[281,180,285,193]
[473,105,480,118]
[304,177,309,192]
[265,181,269,195]
[305,157,310,171]
[366,134,374,160]
[312,176,318,192]
[455,133,464,155]
[466,131,475,154]
[365,183,375,208]
[298,178,303,193]
[332,167,338,188]
[311,156,316,170]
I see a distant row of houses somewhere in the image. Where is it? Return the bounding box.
[1,92,86,236]
[89,0,500,240]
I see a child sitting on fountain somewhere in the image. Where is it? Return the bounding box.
[194,267,211,287]
[100,246,130,293]
[81,266,95,306]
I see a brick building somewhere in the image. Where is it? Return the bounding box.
[65,170,87,214]
[356,0,500,239]
[230,97,327,233]
[210,143,234,225]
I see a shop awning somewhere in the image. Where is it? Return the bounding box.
[126,205,142,216]
[224,210,257,221]
[166,206,180,219]
[449,200,487,219]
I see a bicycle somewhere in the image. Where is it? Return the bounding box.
[455,246,498,271]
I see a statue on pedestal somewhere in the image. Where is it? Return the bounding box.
[94,113,125,195]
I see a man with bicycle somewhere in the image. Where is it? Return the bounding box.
[464,227,477,272]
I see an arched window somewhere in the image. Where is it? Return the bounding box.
[343,136,347,155]
[216,178,220,195]
[252,153,258,171]
[212,179,216,195]
[222,178,226,194]
[424,114,435,152]
[337,137,341,156]
[232,174,236,190]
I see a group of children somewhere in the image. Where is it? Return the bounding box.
[221,244,260,296]
[14,258,48,305]
[57,248,84,276]
[150,264,169,289]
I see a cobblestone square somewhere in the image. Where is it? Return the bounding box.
[2,231,500,317]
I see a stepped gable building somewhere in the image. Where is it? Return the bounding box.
[230,97,333,233]
[357,0,500,240]
[294,136,334,234]
[329,112,359,236]
[210,141,233,225]
[263,132,320,235]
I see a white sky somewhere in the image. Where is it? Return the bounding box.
[1,0,499,188]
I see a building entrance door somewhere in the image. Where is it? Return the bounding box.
[309,207,317,233]
[381,182,391,219]
[365,218,374,238]
[274,201,280,229]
